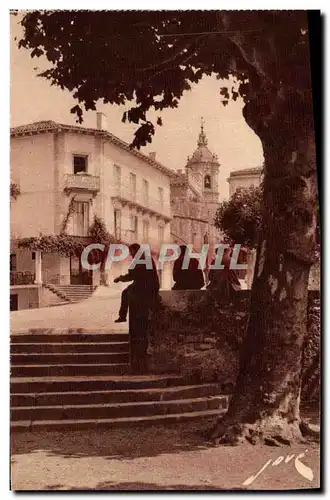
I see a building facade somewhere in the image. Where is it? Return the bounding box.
[10,114,175,309]
[227,166,263,197]
[170,122,221,261]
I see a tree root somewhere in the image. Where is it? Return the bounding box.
[300,419,320,442]
[207,415,307,447]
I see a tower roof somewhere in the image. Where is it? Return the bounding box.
[187,118,219,166]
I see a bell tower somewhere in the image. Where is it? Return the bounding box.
[185,118,220,202]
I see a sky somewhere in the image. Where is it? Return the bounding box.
[10,13,264,200]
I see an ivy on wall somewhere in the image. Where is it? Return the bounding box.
[17,202,119,258]
[10,183,21,199]
[18,234,85,257]
[60,195,77,234]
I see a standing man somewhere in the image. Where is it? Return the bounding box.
[113,243,160,374]
[114,243,160,322]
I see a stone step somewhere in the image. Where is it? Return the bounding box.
[11,396,225,421]
[10,375,188,393]
[11,409,225,432]
[56,286,94,289]
[11,333,129,343]
[10,342,130,354]
[11,384,224,407]
[62,294,92,298]
[66,294,94,297]
[11,352,129,365]
[55,288,94,291]
[69,298,94,302]
[11,363,130,377]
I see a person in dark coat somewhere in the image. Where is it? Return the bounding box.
[207,246,241,297]
[114,243,160,322]
[172,245,205,290]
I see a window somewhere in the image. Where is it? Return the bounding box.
[130,215,138,238]
[32,252,35,261]
[114,209,121,239]
[114,165,121,190]
[204,175,211,189]
[73,155,88,174]
[158,226,164,244]
[130,173,137,200]
[72,201,90,236]
[143,220,149,242]
[10,253,16,272]
[142,179,149,205]
[158,187,164,208]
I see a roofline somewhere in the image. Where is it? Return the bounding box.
[228,167,263,178]
[170,174,201,199]
[10,121,177,179]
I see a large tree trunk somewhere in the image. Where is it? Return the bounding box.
[210,89,318,445]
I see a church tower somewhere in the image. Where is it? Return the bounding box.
[185,119,220,204]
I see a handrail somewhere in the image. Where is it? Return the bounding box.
[10,271,35,285]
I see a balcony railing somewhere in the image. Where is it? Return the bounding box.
[10,271,35,286]
[64,174,100,193]
[112,186,171,220]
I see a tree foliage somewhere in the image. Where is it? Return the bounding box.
[214,184,320,259]
[17,10,311,149]
[214,185,263,248]
[88,215,117,245]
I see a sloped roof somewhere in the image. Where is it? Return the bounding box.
[189,145,216,164]
[10,120,177,179]
[229,166,263,177]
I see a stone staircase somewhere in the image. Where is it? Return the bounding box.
[10,331,228,431]
[44,284,96,304]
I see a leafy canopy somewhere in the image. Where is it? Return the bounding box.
[214,185,263,248]
[17,10,311,148]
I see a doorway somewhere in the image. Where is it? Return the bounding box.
[70,256,93,285]
[10,294,18,311]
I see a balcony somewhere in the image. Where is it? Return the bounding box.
[64,174,100,194]
[10,271,36,286]
[112,186,171,222]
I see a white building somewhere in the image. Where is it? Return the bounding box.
[227,166,263,197]
[10,113,175,309]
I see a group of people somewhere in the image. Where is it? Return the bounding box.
[114,243,241,323]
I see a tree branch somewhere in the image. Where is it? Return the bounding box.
[219,12,269,81]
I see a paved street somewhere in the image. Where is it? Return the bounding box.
[11,419,320,491]
[11,285,128,334]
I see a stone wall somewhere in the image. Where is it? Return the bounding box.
[148,290,320,400]
[10,286,40,310]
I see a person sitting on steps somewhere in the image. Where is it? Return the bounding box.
[114,243,160,323]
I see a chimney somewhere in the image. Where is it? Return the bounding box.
[149,152,156,160]
[96,112,107,131]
